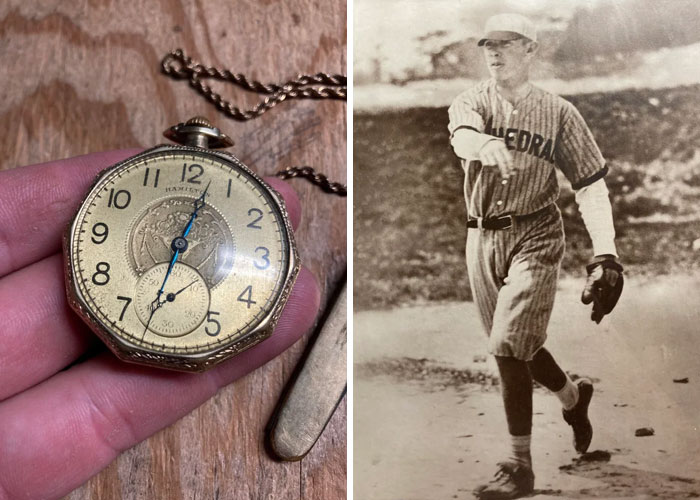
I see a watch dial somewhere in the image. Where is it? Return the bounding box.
[69,149,292,355]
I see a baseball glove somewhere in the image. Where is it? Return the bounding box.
[581,255,624,324]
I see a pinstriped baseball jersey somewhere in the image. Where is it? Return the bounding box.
[448,79,607,218]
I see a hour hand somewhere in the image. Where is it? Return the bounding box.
[150,295,166,311]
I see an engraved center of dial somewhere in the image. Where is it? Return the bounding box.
[134,262,210,337]
[128,196,235,288]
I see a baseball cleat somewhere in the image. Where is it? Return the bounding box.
[562,378,594,453]
[473,461,535,499]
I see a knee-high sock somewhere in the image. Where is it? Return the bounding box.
[528,347,578,410]
[528,347,566,391]
[495,355,533,466]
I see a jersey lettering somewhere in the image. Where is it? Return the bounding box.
[485,117,556,163]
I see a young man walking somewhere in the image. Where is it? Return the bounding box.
[448,13,624,499]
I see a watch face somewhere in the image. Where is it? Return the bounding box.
[66,147,297,370]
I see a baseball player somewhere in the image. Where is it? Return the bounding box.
[447,13,624,499]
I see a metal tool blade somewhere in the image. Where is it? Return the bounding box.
[267,281,347,461]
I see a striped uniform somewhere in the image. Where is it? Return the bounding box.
[448,79,607,360]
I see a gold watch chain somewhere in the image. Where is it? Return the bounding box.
[161,49,346,197]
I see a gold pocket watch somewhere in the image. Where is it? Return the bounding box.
[63,117,299,372]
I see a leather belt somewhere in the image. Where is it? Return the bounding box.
[467,205,551,230]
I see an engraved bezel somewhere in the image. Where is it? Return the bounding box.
[63,144,300,373]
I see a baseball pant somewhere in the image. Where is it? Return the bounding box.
[466,204,565,361]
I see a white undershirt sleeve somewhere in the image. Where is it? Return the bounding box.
[575,177,618,257]
[450,128,499,161]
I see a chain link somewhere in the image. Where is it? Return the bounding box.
[161,49,346,120]
[275,166,347,197]
[161,49,346,196]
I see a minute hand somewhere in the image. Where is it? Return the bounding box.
[155,181,211,301]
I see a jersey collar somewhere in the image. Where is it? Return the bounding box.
[488,79,546,122]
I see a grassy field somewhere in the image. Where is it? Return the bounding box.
[354,85,700,311]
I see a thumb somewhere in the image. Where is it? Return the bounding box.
[581,266,603,304]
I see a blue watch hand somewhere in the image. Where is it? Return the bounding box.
[157,181,210,297]
[143,182,211,338]
[157,248,181,299]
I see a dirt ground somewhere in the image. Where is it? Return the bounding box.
[354,274,700,499]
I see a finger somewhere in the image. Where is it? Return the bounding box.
[0,267,320,500]
[501,147,514,169]
[0,254,96,402]
[264,177,302,230]
[0,149,142,279]
[495,148,513,176]
[496,156,510,178]
[0,174,303,402]
[479,151,495,166]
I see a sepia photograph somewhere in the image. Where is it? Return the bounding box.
[354,0,700,498]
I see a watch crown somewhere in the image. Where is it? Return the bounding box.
[164,117,234,149]
[185,116,214,128]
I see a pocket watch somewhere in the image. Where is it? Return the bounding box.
[63,117,299,372]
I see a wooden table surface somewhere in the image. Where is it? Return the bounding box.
[0,1,347,498]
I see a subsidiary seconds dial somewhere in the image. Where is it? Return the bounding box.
[68,148,293,361]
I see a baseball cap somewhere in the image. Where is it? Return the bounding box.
[477,13,537,46]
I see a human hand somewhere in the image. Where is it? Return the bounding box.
[0,150,320,500]
[478,139,514,177]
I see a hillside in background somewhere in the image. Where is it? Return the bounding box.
[555,0,700,60]
[354,85,700,310]
[425,30,643,82]
[356,0,700,85]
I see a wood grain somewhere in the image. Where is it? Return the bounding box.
[0,0,346,498]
